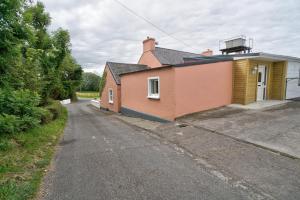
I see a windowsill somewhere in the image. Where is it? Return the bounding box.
[109,101,114,104]
[147,95,160,100]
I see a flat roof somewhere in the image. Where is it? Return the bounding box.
[219,52,300,62]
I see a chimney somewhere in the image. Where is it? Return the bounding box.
[201,49,213,56]
[143,36,156,53]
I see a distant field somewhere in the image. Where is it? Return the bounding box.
[76,91,99,99]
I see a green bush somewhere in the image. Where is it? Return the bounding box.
[0,89,65,135]
[45,100,63,120]
[39,108,54,124]
[0,89,40,116]
[0,114,19,135]
[0,138,13,151]
[0,89,43,135]
[18,115,41,131]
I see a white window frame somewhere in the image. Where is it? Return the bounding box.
[298,69,300,86]
[108,89,113,104]
[147,77,160,99]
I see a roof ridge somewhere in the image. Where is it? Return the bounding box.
[155,47,199,55]
[106,62,149,85]
[106,61,147,66]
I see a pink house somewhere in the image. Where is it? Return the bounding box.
[101,37,300,121]
[100,37,300,121]
[100,37,232,121]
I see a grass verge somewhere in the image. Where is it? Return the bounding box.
[76,91,99,99]
[0,107,68,200]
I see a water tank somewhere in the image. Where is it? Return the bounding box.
[225,38,246,48]
[219,35,253,55]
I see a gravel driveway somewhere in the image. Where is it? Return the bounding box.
[181,101,300,159]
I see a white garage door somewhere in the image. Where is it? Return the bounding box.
[286,61,300,99]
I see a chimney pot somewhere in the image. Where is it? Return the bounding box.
[201,49,213,56]
[143,37,156,53]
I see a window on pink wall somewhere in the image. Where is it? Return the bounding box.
[108,89,113,103]
[147,77,160,99]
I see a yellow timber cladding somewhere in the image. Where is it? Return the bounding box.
[232,59,287,105]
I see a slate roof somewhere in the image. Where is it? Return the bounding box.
[106,62,149,85]
[152,47,201,65]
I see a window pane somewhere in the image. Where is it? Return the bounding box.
[148,78,159,97]
[109,90,113,101]
[258,72,261,82]
[154,80,158,94]
[151,80,155,94]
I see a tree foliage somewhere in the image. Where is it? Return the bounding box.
[80,72,101,91]
[0,0,82,134]
[99,70,107,98]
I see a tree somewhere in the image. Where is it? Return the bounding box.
[99,70,106,98]
[0,0,27,87]
[80,72,101,91]
[59,54,83,100]
[0,1,83,133]
[45,28,82,101]
[0,0,82,100]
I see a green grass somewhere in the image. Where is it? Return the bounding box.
[0,107,68,200]
[76,91,99,99]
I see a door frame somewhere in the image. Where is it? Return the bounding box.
[256,65,268,101]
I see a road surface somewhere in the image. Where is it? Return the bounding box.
[40,100,256,200]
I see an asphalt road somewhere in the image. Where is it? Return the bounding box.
[40,100,256,200]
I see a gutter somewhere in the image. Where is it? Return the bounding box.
[173,58,233,67]
[120,65,173,76]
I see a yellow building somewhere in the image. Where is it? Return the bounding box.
[231,53,300,105]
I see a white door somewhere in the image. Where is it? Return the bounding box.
[286,61,300,99]
[257,65,267,101]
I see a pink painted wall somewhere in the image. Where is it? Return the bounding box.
[138,51,162,68]
[121,68,176,120]
[174,61,233,118]
[100,66,121,112]
[120,61,233,121]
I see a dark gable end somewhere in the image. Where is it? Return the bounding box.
[107,62,149,85]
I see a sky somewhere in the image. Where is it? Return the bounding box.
[40,0,300,75]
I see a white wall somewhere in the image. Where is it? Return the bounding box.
[286,61,300,99]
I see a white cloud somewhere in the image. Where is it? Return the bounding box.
[41,0,300,74]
